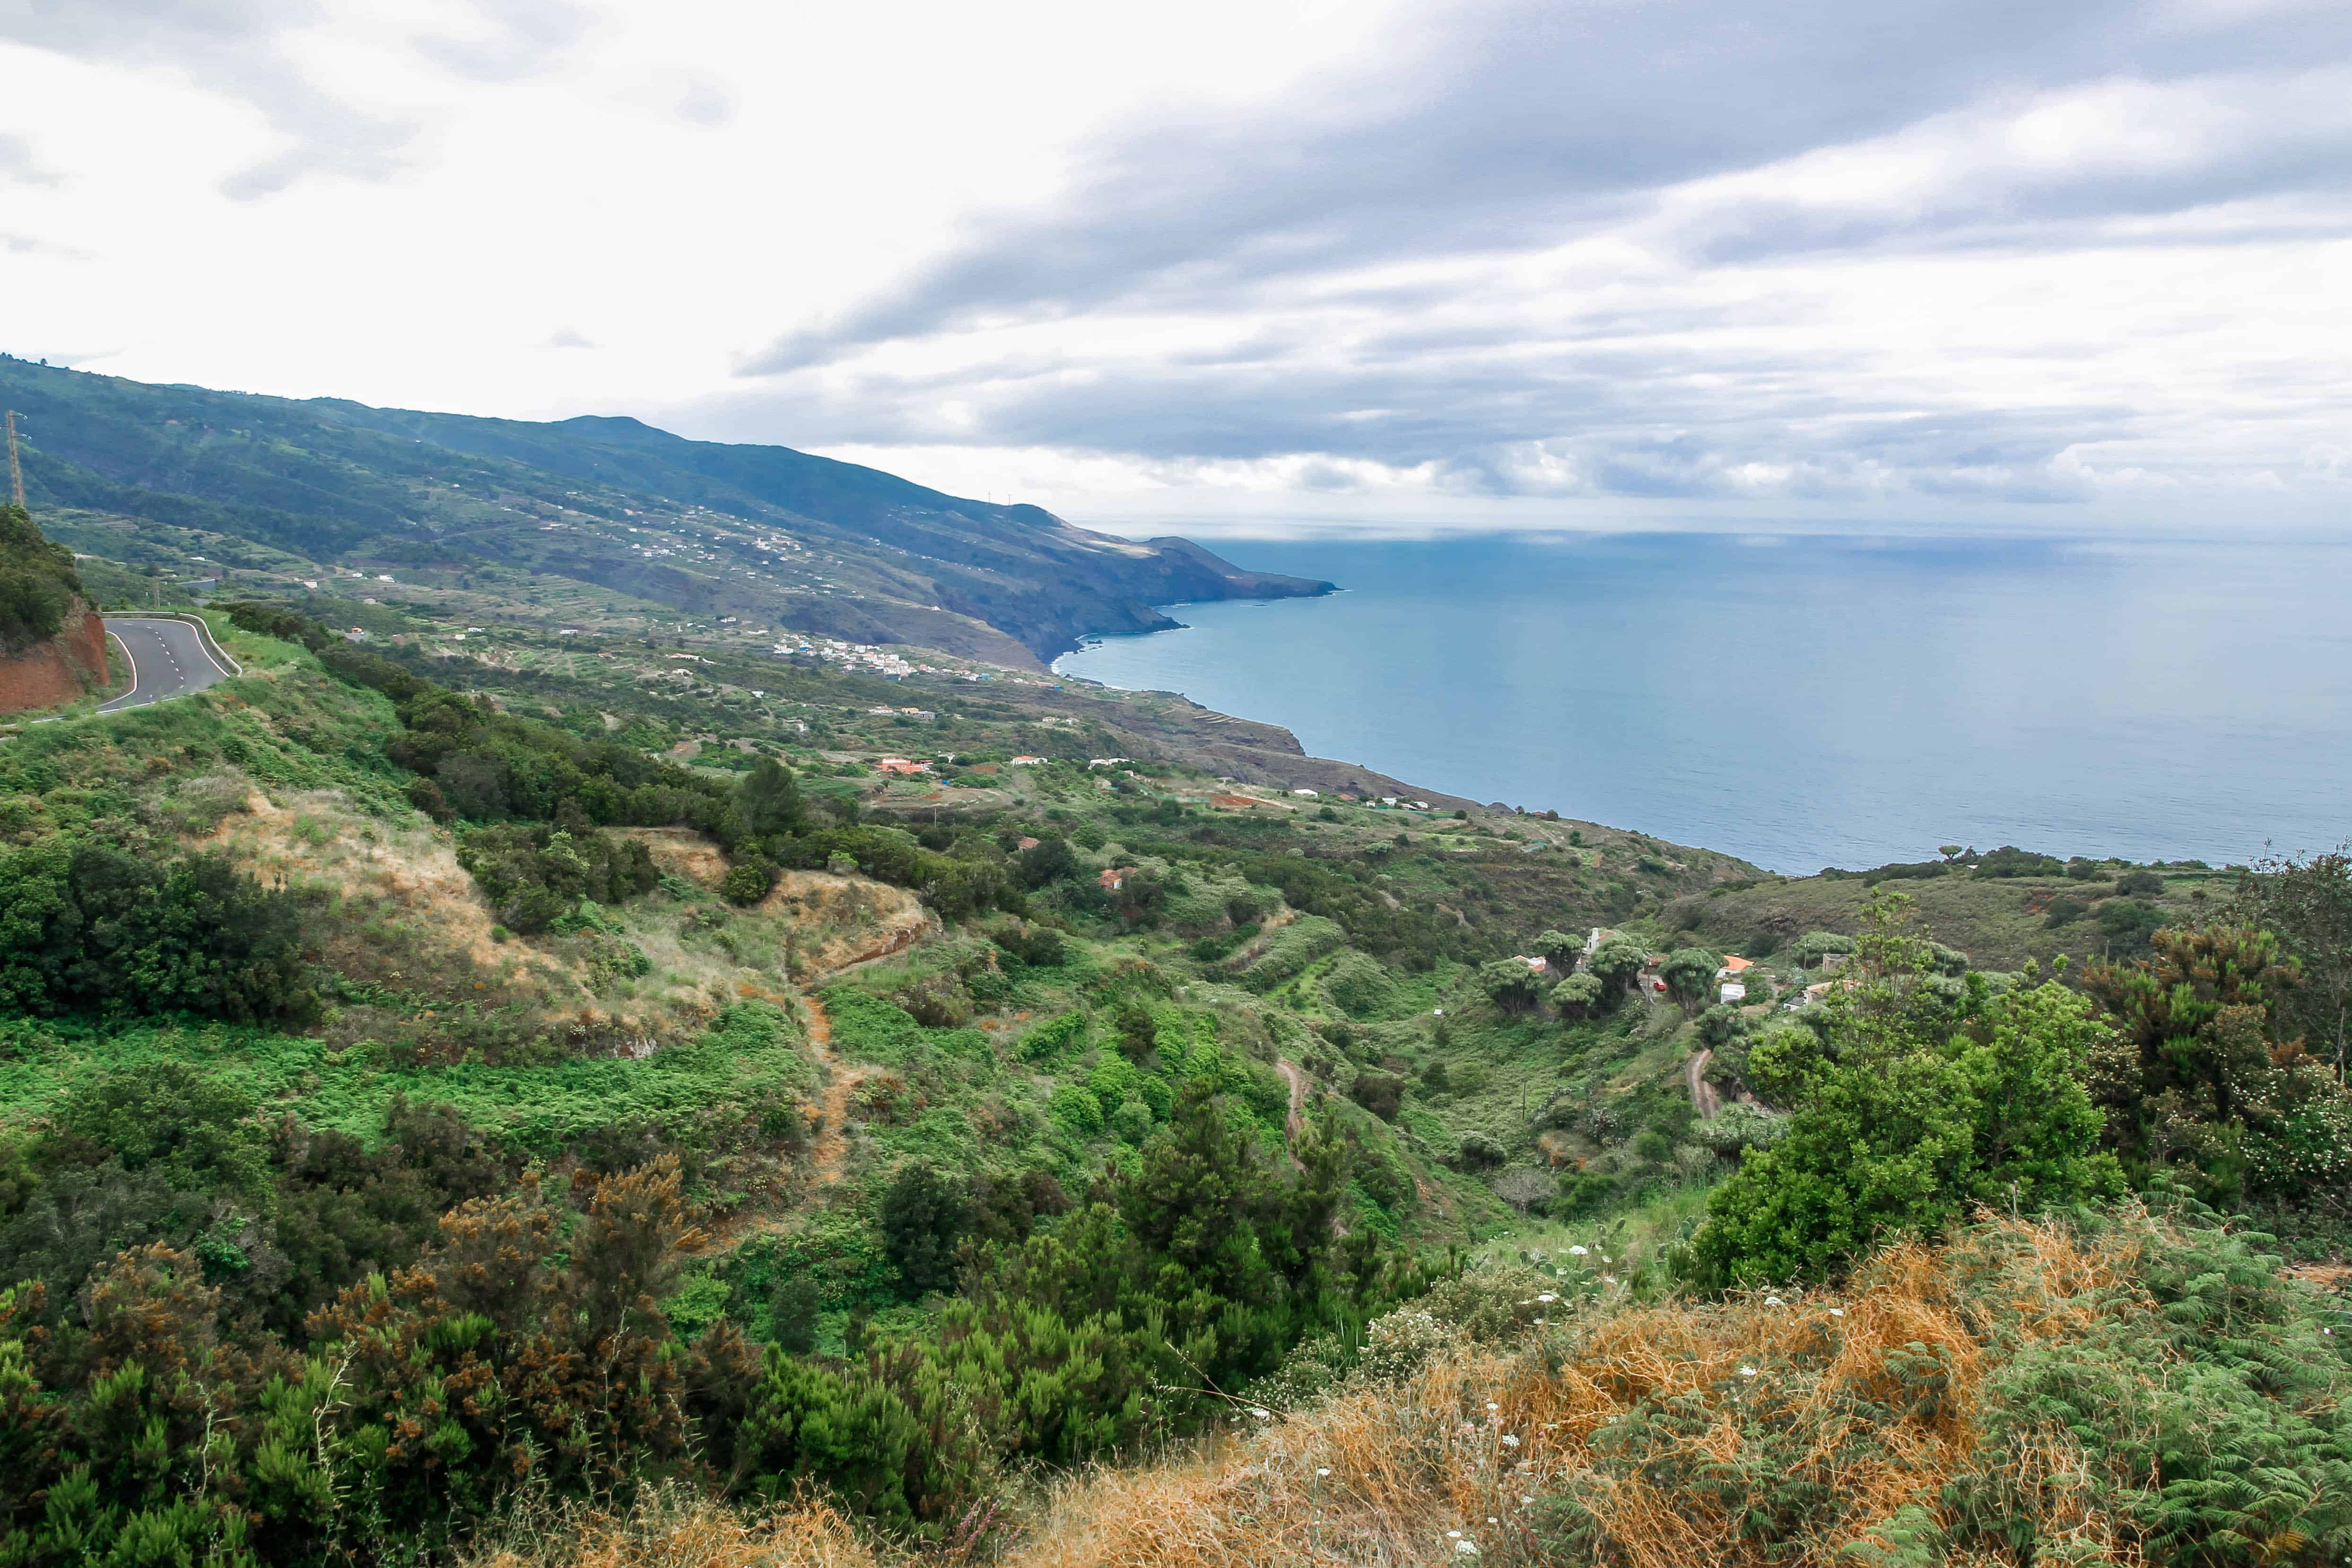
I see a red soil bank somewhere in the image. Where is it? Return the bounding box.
[0,605,110,715]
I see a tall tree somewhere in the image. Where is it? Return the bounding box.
[2231,845,2352,1081]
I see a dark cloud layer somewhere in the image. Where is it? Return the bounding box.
[724,0,2352,505]
[745,0,2352,369]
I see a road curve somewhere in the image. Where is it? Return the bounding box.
[100,616,238,713]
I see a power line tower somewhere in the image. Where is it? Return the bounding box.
[3,410,23,510]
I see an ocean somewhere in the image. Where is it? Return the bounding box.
[1050,532,2352,874]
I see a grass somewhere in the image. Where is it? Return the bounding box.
[0,1000,812,1156]
[1675,865,2233,973]
[509,1207,2349,1568]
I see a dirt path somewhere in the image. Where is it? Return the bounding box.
[1687,1049,1723,1120]
[1276,1058,1307,1141]
[801,993,873,1188]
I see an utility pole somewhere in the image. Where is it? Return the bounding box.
[4,411,23,510]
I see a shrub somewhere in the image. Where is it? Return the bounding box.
[1660,946,1724,1009]
[1534,928,1585,969]
[1587,935,1646,991]
[0,837,318,1023]
[1696,1003,1748,1048]
[1046,1082,1104,1137]
[1690,1101,1789,1155]
[1478,957,1543,1014]
[0,504,85,654]
[456,824,657,934]
[1320,949,1399,1017]
[1794,930,1858,967]
[723,854,778,906]
[1109,1099,1154,1144]
[879,1163,971,1297]
[1350,1070,1405,1122]
[1552,972,1606,1018]
[1455,1131,1506,1168]
[1691,912,2121,1286]
[766,1273,822,1353]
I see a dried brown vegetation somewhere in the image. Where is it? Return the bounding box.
[462,1210,2345,1568]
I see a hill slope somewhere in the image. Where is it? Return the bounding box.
[0,355,1329,666]
[0,502,108,713]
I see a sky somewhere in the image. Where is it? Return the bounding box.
[4,0,2349,538]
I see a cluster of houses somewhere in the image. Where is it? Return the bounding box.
[1503,931,1787,1008]
[776,636,920,679]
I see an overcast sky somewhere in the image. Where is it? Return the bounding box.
[5,0,2349,536]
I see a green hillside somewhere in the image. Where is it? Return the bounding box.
[0,354,1329,666]
[0,588,2345,1567]
[0,501,87,656]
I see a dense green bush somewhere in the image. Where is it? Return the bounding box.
[454,823,656,934]
[0,838,318,1023]
[0,504,84,654]
[879,1162,972,1297]
[1587,935,1646,993]
[1691,907,2122,1286]
[1478,956,1543,1014]
[1320,947,1398,1017]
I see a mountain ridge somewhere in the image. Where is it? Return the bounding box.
[0,355,1331,665]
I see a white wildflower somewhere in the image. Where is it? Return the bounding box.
[1568,1245,1589,1256]
[1500,1433,1520,1447]
[1249,1406,1272,1421]
[1765,1295,1784,1307]
[1456,1542,1480,1556]
[1740,1366,1758,1377]
[1446,1531,1461,1539]
[1830,1307,1846,1318]
[1536,1293,1557,1303]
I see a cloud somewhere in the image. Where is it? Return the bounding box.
[0,0,586,199]
[669,71,733,127]
[1,232,92,259]
[0,131,59,184]
[0,0,414,197]
[705,0,2352,515]
[741,0,2351,371]
[544,326,595,348]
[412,0,590,83]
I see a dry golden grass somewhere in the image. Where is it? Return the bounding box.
[462,1216,2186,1568]
[466,1485,880,1568]
[1014,1217,2148,1568]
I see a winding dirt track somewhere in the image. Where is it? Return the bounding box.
[801,993,873,1188]
[1687,1048,1723,1120]
[1275,1059,1307,1141]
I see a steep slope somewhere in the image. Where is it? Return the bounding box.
[0,503,108,713]
[0,354,1330,664]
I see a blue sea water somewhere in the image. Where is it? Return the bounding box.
[1052,533,2352,874]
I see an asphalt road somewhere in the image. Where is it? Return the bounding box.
[100,616,237,712]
